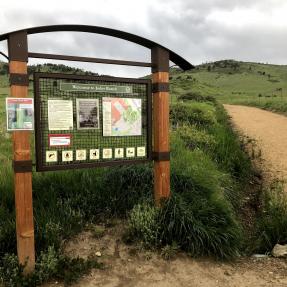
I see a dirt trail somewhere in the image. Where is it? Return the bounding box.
[43,223,287,287]
[224,104,287,181]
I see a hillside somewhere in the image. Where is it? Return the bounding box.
[170,59,287,107]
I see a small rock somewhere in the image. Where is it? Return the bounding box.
[95,251,102,257]
[252,254,269,259]
[271,244,287,258]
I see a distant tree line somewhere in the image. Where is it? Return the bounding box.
[0,62,99,76]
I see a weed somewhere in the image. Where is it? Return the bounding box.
[161,242,179,260]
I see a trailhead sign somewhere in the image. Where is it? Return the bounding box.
[1,24,192,273]
[34,73,152,171]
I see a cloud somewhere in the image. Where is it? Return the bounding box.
[0,0,287,76]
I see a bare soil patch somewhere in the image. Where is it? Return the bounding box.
[43,221,287,287]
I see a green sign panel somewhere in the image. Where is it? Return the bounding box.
[60,82,133,93]
[34,73,152,172]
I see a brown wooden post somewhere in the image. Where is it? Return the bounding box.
[8,31,35,273]
[151,46,170,206]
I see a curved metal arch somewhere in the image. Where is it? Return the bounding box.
[0,24,193,70]
[0,51,9,61]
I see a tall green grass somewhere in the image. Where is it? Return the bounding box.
[0,62,257,285]
[127,97,253,259]
[254,181,287,252]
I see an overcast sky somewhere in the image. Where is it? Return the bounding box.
[0,0,287,77]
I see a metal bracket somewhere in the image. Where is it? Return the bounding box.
[151,46,169,73]
[152,152,170,161]
[152,83,169,93]
[8,31,28,62]
[12,160,33,173]
[10,73,29,86]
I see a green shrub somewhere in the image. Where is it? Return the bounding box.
[170,134,229,200]
[170,102,217,127]
[128,203,160,248]
[0,247,103,286]
[178,92,215,103]
[255,181,287,252]
[211,105,252,182]
[158,194,242,258]
[128,192,242,259]
[127,135,242,259]
[175,125,216,151]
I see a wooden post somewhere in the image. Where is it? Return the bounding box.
[151,47,170,206]
[8,31,35,273]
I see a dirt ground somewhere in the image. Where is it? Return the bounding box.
[44,105,287,287]
[42,222,287,287]
[224,104,287,182]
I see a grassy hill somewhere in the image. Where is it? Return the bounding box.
[170,59,287,111]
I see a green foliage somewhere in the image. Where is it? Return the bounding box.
[243,100,287,116]
[170,102,217,127]
[128,203,160,248]
[127,191,242,259]
[254,181,287,252]
[127,134,243,259]
[158,194,242,258]
[211,105,252,182]
[175,124,216,151]
[170,60,287,109]
[0,247,103,286]
[178,92,215,103]
[160,242,179,260]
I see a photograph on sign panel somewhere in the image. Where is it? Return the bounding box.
[102,97,142,136]
[6,98,34,131]
[76,98,100,129]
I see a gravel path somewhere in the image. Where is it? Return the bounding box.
[224,104,287,181]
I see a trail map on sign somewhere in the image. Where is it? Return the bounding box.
[103,97,142,136]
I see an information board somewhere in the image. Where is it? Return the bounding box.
[6,98,34,131]
[34,73,152,171]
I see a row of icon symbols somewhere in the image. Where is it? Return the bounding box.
[46,147,146,163]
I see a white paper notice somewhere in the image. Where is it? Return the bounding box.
[48,100,74,131]
[102,101,112,136]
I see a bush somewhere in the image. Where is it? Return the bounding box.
[170,102,217,127]
[127,135,243,259]
[178,92,215,103]
[255,181,287,252]
[175,125,216,151]
[0,247,103,286]
[128,203,160,248]
[127,192,242,259]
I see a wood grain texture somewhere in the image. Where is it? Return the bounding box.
[152,72,170,205]
[10,60,35,273]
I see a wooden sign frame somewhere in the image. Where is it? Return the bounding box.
[0,25,193,273]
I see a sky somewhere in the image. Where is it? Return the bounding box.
[0,0,287,77]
